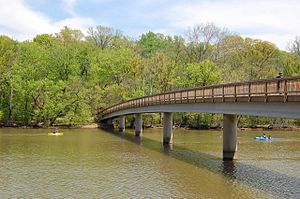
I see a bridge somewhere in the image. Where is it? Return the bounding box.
[97,76,300,160]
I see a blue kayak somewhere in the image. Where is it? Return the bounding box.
[255,136,274,141]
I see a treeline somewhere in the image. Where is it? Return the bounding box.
[0,23,300,128]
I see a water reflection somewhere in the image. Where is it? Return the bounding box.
[103,128,300,199]
[163,144,173,155]
[222,160,237,179]
[134,136,142,145]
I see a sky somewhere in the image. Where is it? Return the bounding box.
[0,0,300,50]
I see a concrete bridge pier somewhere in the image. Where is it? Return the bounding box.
[99,118,114,129]
[118,115,126,132]
[223,114,238,161]
[135,113,143,136]
[107,119,113,128]
[163,112,173,145]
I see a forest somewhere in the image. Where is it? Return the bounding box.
[0,23,300,128]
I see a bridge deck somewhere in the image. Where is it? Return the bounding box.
[98,76,300,119]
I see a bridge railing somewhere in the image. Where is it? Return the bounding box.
[99,76,300,118]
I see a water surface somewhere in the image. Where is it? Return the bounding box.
[0,128,299,198]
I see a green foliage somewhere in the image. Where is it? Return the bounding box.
[183,60,220,87]
[0,110,3,121]
[86,25,129,49]
[0,35,16,74]
[0,25,299,127]
[279,52,300,76]
[216,36,280,82]
[56,26,84,43]
[142,113,161,127]
[294,119,300,127]
[138,32,172,56]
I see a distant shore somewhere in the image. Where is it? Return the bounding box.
[0,124,99,129]
[1,124,300,131]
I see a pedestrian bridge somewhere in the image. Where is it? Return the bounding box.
[97,76,300,160]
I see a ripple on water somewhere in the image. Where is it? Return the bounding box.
[0,129,299,198]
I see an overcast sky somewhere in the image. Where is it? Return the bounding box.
[0,0,299,50]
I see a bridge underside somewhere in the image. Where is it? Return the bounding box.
[98,77,300,161]
[98,102,300,161]
[100,102,300,120]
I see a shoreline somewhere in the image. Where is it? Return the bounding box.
[0,124,99,129]
[1,124,300,131]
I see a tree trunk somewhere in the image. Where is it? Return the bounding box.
[5,77,13,126]
[24,97,29,126]
[196,114,200,129]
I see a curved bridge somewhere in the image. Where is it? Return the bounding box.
[98,76,300,160]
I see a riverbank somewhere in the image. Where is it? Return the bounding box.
[1,123,300,131]
[0,123,99,129]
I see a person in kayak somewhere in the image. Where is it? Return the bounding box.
[53,127,59,134]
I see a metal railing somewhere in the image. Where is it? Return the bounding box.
[98,76,300,118]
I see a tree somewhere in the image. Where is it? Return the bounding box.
[137,32,172,56]
[0,35,17,125]
[87,25,123,49]
[186,23,229,62]
[170,35,188,64]
[150,52,176,93]
[0,24,299,128]
[56,26,84,44]
[183,60,220,87]
[288,36,300,56]
[33,34,58,47]
[216,36,279,82]
[10,41,50,125]
[279,51,300,76]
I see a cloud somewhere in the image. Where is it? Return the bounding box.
[166,0,300,49]
[0,0,299,49]
[0,0,95,40]
[53,17,95,34]
[0,0,53,39]
[62,0,77,16]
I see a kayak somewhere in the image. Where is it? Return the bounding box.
[255,136,273,141]
[48,132,63,136]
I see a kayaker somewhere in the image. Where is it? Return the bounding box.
[268,135,271,139]
[53,127,59,134]
[262,133,266,138]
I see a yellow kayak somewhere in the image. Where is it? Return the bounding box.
[48,132,63,136]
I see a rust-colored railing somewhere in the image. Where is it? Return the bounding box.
[98,76,300,118]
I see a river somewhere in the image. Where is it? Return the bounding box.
[0,128,299,198]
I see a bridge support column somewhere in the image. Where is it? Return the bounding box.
[163,112,173,144]
[135,113,143,136]
[99,119,113,129]
[118,115,125,132]
[223,114,238,161]
[107,119,113,128]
